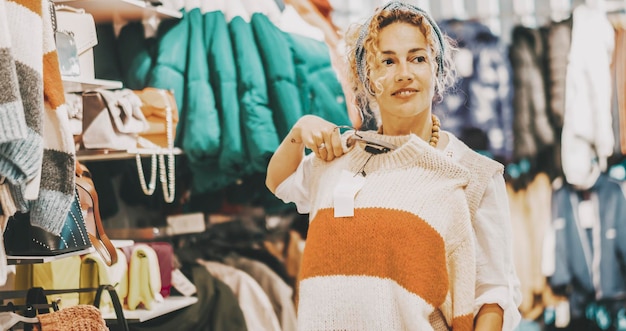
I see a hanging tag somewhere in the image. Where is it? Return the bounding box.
[171,268,197,297]
[333,170,366,218]
[578,200,596,229]
[555,300,570,328]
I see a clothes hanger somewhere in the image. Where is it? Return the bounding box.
[338,126,398,154]
[0,312,39,331]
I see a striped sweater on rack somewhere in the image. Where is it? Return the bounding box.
[0,0,75,234]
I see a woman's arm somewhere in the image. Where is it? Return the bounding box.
[266,115,345,193]
[474,304,504,330]
[472,174,522,331]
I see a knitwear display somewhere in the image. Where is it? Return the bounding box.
[0,0,76,234]
[0,0,45,191]
[36,305,108,331]
[296,132,475,331]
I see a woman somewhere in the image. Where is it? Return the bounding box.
[266,1,521,330]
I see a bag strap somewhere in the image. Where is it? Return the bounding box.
[24,287,55,331]
[75,161,118,266]
[94,284,129,331]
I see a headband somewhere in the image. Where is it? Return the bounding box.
[355,1,446,91]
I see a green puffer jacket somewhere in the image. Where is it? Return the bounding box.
[182,8,220,164]
[287,33,350,126]
[250,13,303,139]
[229,16,280,174]
[251,13,349,135]
[205,10,245,177]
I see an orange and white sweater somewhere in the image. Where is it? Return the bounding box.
[276,132,475,331]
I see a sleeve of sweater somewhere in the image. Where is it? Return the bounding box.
[0,0,27,144]
[0,0,43,188]
[473,174,522,331]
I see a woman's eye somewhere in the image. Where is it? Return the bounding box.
[382,58,394,65]
[413,56,426,63]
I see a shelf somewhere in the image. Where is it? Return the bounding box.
[105,227,168,241]
[53,0,182,23]
[102,296,198,322]
[7,247,94,265]
[76,147,183,162]
[62,76,123,93]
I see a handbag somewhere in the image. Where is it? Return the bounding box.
[54,4,98,80]
[81,88,148,151]
[145,242,174,298]
[79,249,128,315]
[126,244,163,310]
[133,88,179,149]
[3,189,92,256]
[76,161,119,266]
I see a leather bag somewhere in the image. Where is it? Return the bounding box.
[81,88,148,151]
[76,161,118,266]
[4,189,92,256]
[133,87,179,148]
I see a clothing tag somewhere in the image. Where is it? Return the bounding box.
[171,268,197,297]
[555,301,570,328]
[333,170,366,218]
[578,200,595,229]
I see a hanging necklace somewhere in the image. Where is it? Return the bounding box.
[377,114,441,148]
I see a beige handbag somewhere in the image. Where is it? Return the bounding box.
[55,4,98,80]
[81,88,148,150]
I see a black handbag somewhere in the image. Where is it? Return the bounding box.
[4,189,92,256]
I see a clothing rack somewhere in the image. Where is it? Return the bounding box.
[0,287,99,301]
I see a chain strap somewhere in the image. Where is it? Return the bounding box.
[135,89,176,203]
[158,89,175,203]
[136,153,157,195]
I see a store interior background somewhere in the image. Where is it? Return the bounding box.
[5,0,621,329]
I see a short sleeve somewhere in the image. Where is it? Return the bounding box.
[274,153,315,214]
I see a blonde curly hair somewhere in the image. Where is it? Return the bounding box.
[345,2,457,127]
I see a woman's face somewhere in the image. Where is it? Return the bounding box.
[370,22,436,123]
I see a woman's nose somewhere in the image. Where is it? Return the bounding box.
[395,63,413,82]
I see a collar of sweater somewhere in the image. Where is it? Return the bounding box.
[347,131,468,179]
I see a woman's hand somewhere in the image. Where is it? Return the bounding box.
[291,115,347,162]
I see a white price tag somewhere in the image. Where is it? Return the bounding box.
[555,300,570,328]
[333,170,366,218]
[171,269,197,297]
[578,200,596,229]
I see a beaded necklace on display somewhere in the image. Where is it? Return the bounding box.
[377,114,441,148]
[136,90,176,203]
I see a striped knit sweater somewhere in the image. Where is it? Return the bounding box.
[0,0,75,234]
[296,132,475,331]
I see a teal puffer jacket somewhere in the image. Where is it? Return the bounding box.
[230,16,280,174]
